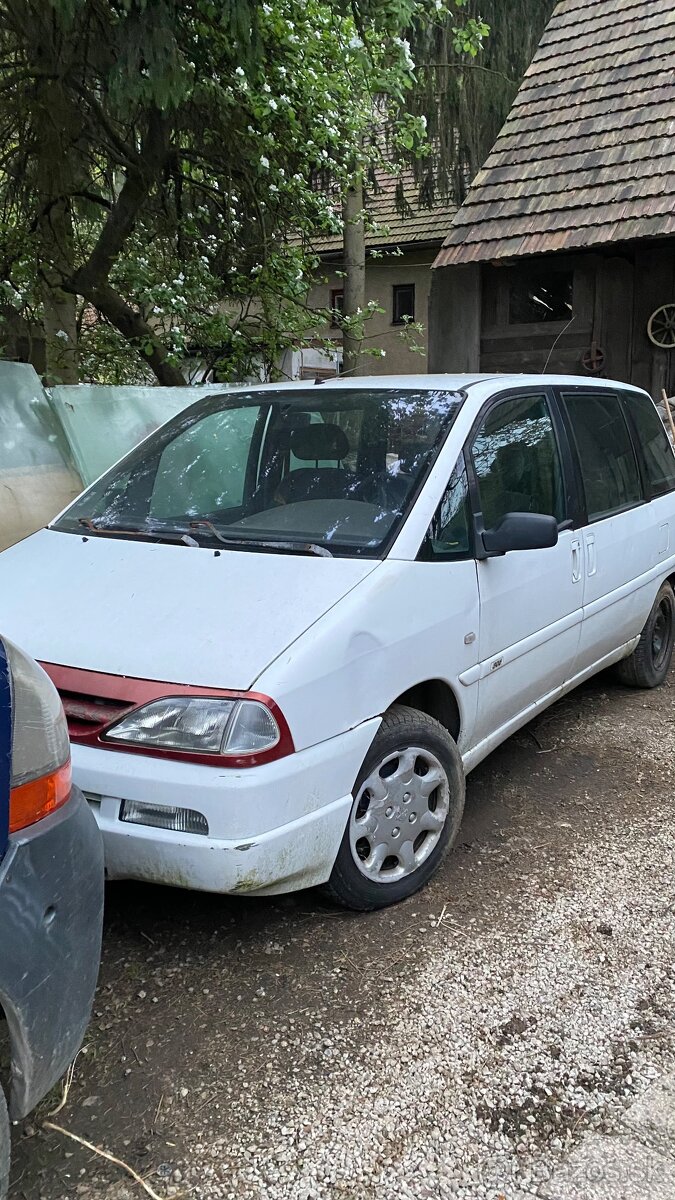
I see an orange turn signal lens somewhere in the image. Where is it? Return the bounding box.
[9,760,72,834]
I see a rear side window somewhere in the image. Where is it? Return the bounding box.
[563,391,642,522]
[623,393,675,498]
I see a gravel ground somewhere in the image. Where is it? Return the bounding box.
[9,669,675,1200]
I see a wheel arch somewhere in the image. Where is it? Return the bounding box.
[0,1000,9,1100]
[0,988,30,1119]
[390,679,461,743]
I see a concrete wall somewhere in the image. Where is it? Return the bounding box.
[307,248,437,376]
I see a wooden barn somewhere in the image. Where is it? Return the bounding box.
[429,0,675,400]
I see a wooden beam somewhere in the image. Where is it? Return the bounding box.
[428,265,481,373]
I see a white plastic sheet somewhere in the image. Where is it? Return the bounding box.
[49,383,229,486]
[0,368,232,549]
[0,363,82,550]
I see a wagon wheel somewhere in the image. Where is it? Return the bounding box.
[581,343,605,373]
[647,304,675,349]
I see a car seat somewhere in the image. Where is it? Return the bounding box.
[275,423,352,505]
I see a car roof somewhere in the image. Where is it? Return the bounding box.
[218,374,651,397]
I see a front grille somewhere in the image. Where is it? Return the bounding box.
[59,690,134,739]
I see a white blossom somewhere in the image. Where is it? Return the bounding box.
[394,36,415,70]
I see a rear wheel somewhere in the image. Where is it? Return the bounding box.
[615,581,675,689]
[0,1087,9,1200]
[325,705,465,911]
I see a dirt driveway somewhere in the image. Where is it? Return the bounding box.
[10,670,675,1200]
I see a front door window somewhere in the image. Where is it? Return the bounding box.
[471,393,565,531]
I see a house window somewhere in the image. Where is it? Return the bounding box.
[509,269,573,324]
[330,289,344,328]
[393,283,415,325]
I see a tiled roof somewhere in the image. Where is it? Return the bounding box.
[435,0,675,267]
[312,170,456,254]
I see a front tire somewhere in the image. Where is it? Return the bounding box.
[325,705,465,911]
[0,1087,9,1200]
[615,581,675,689]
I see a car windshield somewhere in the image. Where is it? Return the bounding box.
[53,387,464,557]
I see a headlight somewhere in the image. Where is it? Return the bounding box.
[106,696,282,759]
[6,638,72,833]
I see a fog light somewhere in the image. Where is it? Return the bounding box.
[120,800,209,835]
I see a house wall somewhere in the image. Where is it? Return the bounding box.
[429,241,675,400]
[304,247,437,377]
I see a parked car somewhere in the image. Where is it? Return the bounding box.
[0,637,103,1198]
[0,374,673,912]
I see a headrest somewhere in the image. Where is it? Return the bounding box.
[290,423,350,462]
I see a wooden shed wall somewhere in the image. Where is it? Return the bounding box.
[429,239,675,399]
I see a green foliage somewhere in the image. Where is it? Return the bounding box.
[0,0,488,383]
[408,0,556,203]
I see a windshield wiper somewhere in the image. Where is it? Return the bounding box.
[78,518,198,547]
[189,519,333,558]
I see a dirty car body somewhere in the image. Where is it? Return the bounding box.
[0,637,103,1134]
[0,375,674,903]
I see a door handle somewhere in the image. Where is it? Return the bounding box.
[586,535,597,577]
[571,539,582,583]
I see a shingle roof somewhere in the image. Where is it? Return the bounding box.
[434,0,675,267]
[312,170,456,255]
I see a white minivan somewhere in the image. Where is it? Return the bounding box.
[1,374,674,910]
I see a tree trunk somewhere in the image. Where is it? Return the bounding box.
[33,37,81,384]
[341,173,367,377]
[66,279,186,387]
[41,284,79,385]
[40,202,79,385]
[61,107,186,386]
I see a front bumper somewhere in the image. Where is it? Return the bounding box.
[0,788,104,1118]
[73,718,381,895]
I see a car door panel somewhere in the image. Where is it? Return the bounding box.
[467,390,583,747]
[472,530,583,743]
[579,513,652,666]
[560,389,659,676]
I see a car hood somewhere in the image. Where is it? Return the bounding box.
[0,529,380,690]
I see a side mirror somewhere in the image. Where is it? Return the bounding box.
[481,512,559,556]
